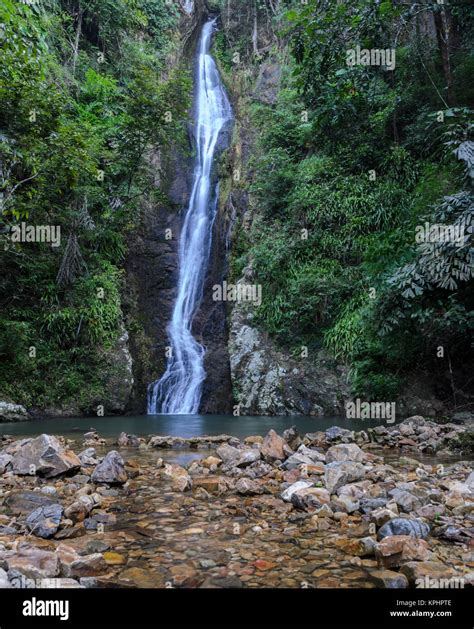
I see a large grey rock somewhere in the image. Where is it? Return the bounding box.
[4,490,57,514]
[216,444,240,465]
[102,324,134,414]
[325,426,354,442]
[91,451,127,485]
[0,401,29,422]
[236,449,261,467]
[253,61,282,105]
[389,489,424,513]
[325,461,366,494]
[326,443,365,464]
[11,434,81,478]
[282,445,325,470]
[78,448,98,466]
[235,478,264,495]
[26,503,63,538]
[297,445,326,462]
[377,518,430,540]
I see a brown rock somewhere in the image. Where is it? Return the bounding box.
[376,535,431,568]
[338,537,377,557]
[193,476,230,494]
[162,464,192,492]
[119,567,160,588]
[370,569,409,588]
[291,487,330,511]
[0,543,59,579]
[201,456,221,469]
[261,430,291,461]
[400,561,456,586]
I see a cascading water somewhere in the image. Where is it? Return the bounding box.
[148,19,233,415]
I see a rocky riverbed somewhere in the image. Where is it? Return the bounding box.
[0,416,472,589]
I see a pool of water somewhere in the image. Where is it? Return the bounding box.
[0,414,402,439]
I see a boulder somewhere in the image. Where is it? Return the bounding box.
[236,449,261,467]
[78,448,98,466]
[331,495,360,514]
[26,503,63,538]
[325,461,366,494]
[282,445,325,470]
[11,434,80,478]
[57,544,107,578]
[64,496,96,523]
[370,507,397,527]
[201,456,221,469]
[389,488,423,513]
[400,561,456,586]
[4,490,57,515]
[326,444,365,464]
[235,478,264,495]
[370,569,409,589]
[0,543,59,579]
[193,476,231,494]
[215,444,240,466]
[338,536,377,557]
[162,464,192,492]
[91,451,127,485]
[261,429,291,461]
[282,426,302,450]
[0,401,29,422]
[377,518,430,540]
[415,504,446,520]
[325,427,353,443]
[375,535,431,568]
[282,453,316,471]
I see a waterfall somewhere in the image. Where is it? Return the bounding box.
[148,19,233,415]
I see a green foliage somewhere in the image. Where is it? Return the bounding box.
[0,0,189,409]
[234,0,474,405]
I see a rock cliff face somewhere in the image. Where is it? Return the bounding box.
[228,268,350,416]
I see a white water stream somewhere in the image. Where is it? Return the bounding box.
[148,19,232,415]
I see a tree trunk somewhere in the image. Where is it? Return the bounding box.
[72,9,83,79]
[433,5,455,106]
